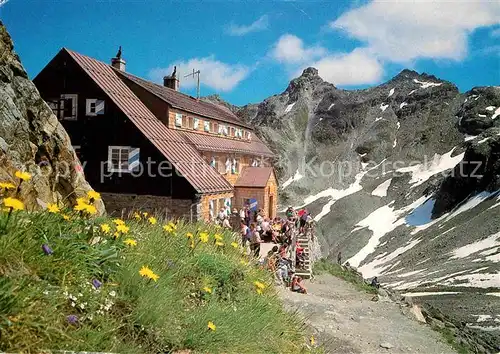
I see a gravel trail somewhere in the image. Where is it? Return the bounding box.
[279,274,455,353]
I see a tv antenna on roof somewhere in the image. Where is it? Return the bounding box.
[184,69,201,100]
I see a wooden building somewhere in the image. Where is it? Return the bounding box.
[34,48,278,220]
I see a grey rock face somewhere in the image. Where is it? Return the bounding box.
[0,22,103,212]
[204,67,500,346]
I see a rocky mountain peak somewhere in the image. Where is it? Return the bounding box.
[285,67,333,95]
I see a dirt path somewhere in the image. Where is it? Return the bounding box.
[279,274,455,353]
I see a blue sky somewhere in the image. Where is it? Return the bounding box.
[1,0,499,105]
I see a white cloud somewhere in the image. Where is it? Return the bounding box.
[271,34,326,63]
[0,0,9,7]
[149,56,250,92]
[331,0,500,62]
[298,48,383,86]
[227,15,269,36]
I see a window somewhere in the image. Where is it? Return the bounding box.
[50,94,77,121]
[231,158,239,174]
[217,158,226,174]
[212,122,219,134]
[175,113,183,127]
[108,146,140,173]
[188,117,194,129]
[204,121,210,132]
[229,127,235,137]
[194,118,200,130]
[86,99,105,116]
[224,157,231,174]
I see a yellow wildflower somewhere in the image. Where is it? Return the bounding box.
[203,286,212,294]
[214,234,223,241]
[113,231,120,238]
[142,212,148,217]
[15,171,31,181]
[100,223,111,234]
[87,190,101,200]
[123,238,137,247]
[133,212,141,220]
[46,203,60,213]
[190,240,195,248]
[74,199,97,214]
[168,222,177,230]
[139,266,159,282]
[0,182,15,190]
[310,335,315,346]
[240,259,248,266]
[207,321,216,331]
[163,224,173,232]
[3,197,24,211]
[256,288,263,295]
[62,214,70,221]
[215,241,224,247]
[199,232,209,243]
[116,224,129,234]
[148,216,157,225]
[254,281,266,290]
[113,218,125,226]
[186,232,193,239]
[231,242,239,248]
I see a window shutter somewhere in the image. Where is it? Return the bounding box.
[194,118,199,130]
[128,148,140,171]
[95,100,105,115]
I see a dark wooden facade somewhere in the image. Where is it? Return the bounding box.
[34,50,196,201]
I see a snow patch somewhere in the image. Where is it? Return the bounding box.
[328,103,335,111]
[397,122,401,129]
[392,138,397,148]
[439,273,500,288]
[491,107,500,120]
[449,231,500,259]
[380,103,389,112]
[408,89,417,95]
[397,269,426,278]
[395,148,464,188]
[413,78,442,89]
[464,135,478,142]
[478,114,487,118]
[401,292,460,297]
[388,88,395,97]
[347,197,427,272]
[375,117,383,122]
[372,179,392,197]
[486,293,500,297]
[303,172,365,222]
[284,102,296,113]
[400,102,408,109]
[281,169,304,189]
[485,106,495,111]
[477,137,491,144]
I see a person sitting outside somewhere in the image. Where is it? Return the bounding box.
[371,276,380,289]
[291,275,307,294]
[260,218,272,242]
[249,223,263,258]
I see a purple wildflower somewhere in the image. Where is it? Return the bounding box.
[92,279,102,289]
[42,244,53,255]
[67,314,78,325]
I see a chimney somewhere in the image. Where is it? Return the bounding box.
[111,46,126,71]
[163,66,179,91]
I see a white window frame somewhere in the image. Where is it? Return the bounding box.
[60,94,78,121]
[86,99,105,116]
[107,146,140,173]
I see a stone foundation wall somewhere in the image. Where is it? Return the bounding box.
[101,193,198,221]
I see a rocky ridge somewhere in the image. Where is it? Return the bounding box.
[207,67,500,349]
[0,22,102,211]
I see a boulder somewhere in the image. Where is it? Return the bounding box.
[0,22,104,213]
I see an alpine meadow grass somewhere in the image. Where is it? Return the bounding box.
[0,202,318,353]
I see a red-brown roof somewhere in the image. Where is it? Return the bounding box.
[116,70,251,129]
[235,167,275,188]
[64,48,232,194]
[180,131,274,157]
